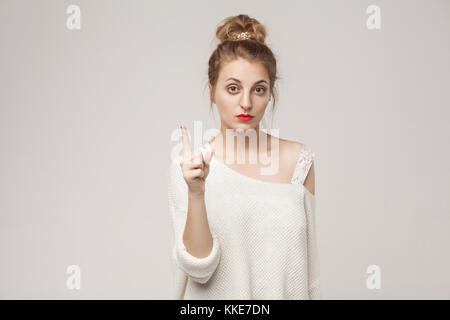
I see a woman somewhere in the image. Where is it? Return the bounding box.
[167,14,321,300]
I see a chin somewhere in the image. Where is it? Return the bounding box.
[235,124,259,133]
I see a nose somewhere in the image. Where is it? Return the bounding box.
[240,90,252,112]
[240,104,252,113]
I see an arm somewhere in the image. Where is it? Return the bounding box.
[304,189,322,299]
[184,191,215,259]
[167,161,221,284]
[303,161,323,299]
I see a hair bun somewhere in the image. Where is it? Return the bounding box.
[215,14,267,45]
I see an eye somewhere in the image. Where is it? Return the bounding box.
[227,85,267,94]
[227,85,238,93]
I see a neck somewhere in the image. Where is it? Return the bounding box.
[211,124,273,164]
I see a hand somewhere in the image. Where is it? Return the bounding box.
[180,124,213,195]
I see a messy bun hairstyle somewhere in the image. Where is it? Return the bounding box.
[207,14,280,128]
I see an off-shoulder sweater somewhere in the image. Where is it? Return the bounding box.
[166,141,322,299]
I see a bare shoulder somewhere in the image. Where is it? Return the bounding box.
[278,137,315,195]
[276,137,304,160]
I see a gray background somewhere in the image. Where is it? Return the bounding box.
[1,0,449,299]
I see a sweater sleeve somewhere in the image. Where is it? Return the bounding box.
[304,187,323,300]
[167,160,221,286]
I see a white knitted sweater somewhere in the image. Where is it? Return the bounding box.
[167,141,322,300]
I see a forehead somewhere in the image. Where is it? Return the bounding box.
[218,58,269,83]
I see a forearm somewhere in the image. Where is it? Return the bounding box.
[182,191,213,258]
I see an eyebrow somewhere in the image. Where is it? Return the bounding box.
[225,77,268,85]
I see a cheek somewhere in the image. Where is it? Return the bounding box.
[215,92,235,105]
[214,103,230,119]
[215,96,236,116]
[255,104,268,117]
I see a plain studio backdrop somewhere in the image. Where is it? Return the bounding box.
[1,0,449,299]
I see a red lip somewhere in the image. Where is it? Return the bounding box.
[236,114,254,121]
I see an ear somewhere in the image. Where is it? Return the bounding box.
[208,83,215,103]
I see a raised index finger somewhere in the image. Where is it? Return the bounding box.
[181,125,192,161]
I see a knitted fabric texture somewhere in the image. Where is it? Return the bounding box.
[167,141,322,299]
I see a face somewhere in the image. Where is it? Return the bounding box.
[209,58,271,133]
